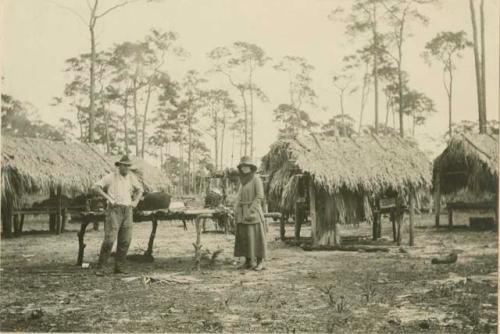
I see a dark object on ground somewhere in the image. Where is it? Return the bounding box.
[302,245,390,252]
[136,192,171,211]
[431,252,458,264]
[469,217,495,230]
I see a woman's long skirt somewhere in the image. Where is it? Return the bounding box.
[234,223,267,259]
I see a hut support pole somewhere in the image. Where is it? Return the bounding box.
[391,211,396,242]
[279,213,286,241]
[372,211,382,240]
[20,214,25,234]
[409,192,415,246]
[448,207,453,226]
[294,202,302,241]
[377,212,382,239]
[49,188,56,233]
[2,198,14,238]
[434,172,441,227]
[396,205,403,246]
[308,181,317,246]
[13,214,20,236]
[56,186,62,235]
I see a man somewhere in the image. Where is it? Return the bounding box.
[94,155,143,274]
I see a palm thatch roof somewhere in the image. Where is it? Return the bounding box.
[1,136,170,202]
[262,134,431,199]
[434,133,498,195]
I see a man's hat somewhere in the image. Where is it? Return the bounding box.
[115,155,133,167]
[237,156,257,172]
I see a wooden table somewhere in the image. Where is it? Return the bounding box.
[445,201,496,226]
[71,208,231,266]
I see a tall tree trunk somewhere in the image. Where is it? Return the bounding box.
[231,127,236,167]
[240,89,248,157]
[448,66,453,137]
[141,83,153,158]
[220,117,226,170]
[385,92,390,127]
[187,109,192,194]
[249,70,255,159]
[412,114,416,137]
[372,2,379,133]
[88,24,96,143]
[479,0,487,131]
[398,60,404,137]
[470,0,485,132]
[214,106,219,171]
[123,94,129,154]
[104,101,110,153]
[133,77,140,156]
[180,138,184,195]
[340,89,345,135]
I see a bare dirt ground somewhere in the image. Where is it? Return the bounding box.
[0,212,497,333]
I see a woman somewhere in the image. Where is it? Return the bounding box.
[233,156,267,271]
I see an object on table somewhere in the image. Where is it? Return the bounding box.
[136,192,171,211]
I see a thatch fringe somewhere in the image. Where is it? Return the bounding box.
[1,136,171,204]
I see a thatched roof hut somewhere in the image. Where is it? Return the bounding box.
[1,136,171,202]
[262,134,431,246]
[433,133,498,195]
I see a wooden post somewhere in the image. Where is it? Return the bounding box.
[194,217,202,270]
[495,194,498,232]
[49,188,56,233]
[372,210,378,241]
[56,186,62,234]
[294,201,302,241]
[396,207,403,246]
[409,192,415,246]
[308,180,317,245]
[2,198,13,238]
[61,209,67,233]
[390,211,396,242]
[434,170,441,226]
[76,220,90,266]
[448,207,453,226]
[376,211,382,239]
[144,217,158,258]
[20,214,25,234]
[13,214,20,236]
[279,213,286,241]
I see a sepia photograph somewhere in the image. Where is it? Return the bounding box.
[0,0,498,332]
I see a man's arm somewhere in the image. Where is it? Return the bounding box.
[130,175,144,208]
[93,174,116,205]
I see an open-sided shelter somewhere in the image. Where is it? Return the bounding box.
[261,134,432,246]
[433,133,498,225]
[1,136,171,236]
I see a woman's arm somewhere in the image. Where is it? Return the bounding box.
[249,176,265,211]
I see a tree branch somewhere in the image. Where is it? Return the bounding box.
[45,0,88,27]
[95,0,139,19]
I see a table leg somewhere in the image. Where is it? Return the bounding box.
[144,218,158,258]
[194,217,202,270]
[77,220,91,266]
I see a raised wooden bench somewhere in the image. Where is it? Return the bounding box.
[445,201,496,226]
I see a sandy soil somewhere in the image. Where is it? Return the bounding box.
[0,212,497,333]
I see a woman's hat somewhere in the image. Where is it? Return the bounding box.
[237,156,257,172]
[115,155,133,167]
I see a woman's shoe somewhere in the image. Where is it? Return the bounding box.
[252,262,265,271]
[237,259,252,270]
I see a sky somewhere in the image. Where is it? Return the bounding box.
[1,0,499,167]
